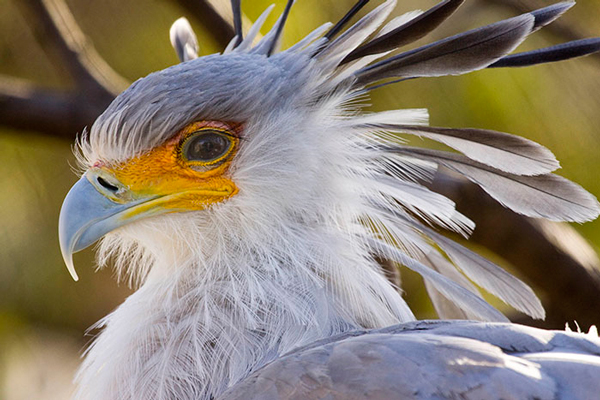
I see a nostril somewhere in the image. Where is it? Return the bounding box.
[97,176,119,192]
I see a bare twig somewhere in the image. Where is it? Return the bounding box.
[0,0,131,138]
[0,0,236,138]
[0,76,109,138]
[15,0,128,97]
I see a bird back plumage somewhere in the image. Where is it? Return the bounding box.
[219,320,600,400]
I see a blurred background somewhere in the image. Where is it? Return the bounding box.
[1,0,599,398]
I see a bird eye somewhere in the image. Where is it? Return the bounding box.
[182,130,233,163]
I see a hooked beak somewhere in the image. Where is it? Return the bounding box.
[58,172,157,281]
[59,160,238,281]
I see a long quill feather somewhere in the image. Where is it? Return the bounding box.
[368,238,510,322]
[344,0,465,64]
[355,14,534,85]
[388,146,600,222]
[360,120,560,175]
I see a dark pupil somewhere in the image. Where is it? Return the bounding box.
[186,132,229,161]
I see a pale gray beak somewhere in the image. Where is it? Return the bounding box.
[58,172,149,281]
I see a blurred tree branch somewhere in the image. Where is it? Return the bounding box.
[0,76,103,139]
[0,0,127,137]
[15,0,129,95]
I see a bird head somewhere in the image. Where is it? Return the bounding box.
[58,26,382,282]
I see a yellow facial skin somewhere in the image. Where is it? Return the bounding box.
[91,121,241,217]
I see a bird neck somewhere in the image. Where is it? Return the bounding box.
[75,215,413,400]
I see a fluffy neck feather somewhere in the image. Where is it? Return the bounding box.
[74,206,414,400]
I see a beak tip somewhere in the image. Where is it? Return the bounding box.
[58,174,119,282]
[67,261,80,282]
[61,246,80,281]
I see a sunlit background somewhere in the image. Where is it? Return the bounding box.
[1,0,600,398]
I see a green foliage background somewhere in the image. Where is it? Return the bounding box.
[0,0,599,398]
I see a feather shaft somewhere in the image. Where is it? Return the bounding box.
[169,18,199,62]
[316,0,396,67]
[266,0,294,56]
[231,0,243,48]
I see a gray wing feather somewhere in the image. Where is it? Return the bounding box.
[219,321,600,399]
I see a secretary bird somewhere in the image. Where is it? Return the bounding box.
[59,1,600,398]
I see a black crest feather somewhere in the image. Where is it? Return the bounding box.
[266,0,294,57]
[325,0,370,41]
[344,0,465,64]
[231,0,243,48]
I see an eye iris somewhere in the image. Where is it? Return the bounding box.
[186,132,230,162]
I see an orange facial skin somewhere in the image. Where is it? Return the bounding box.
[90,121,241,215]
